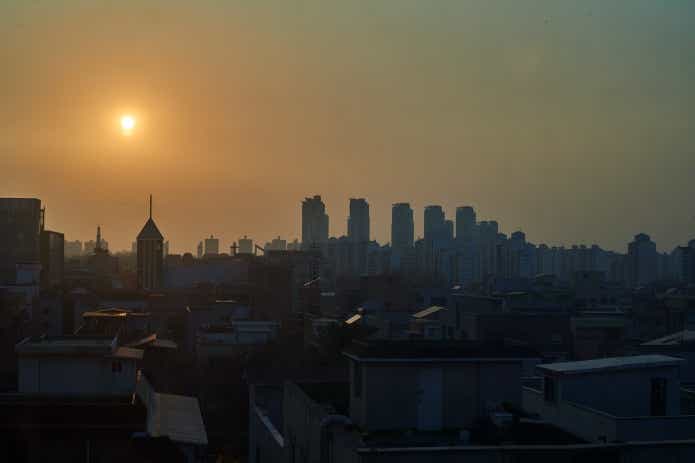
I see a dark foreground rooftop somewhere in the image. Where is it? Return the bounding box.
[343,339,540,361]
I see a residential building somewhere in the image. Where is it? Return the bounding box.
[301,195,329,250]
[348,198,370,243]
[0,198,42,284]
[628,233,658,286]
[524,355,695,443]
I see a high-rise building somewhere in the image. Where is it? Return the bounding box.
[204,235,219,256]
[301,195,329,250]
[0,198,42,284]
[137,196,164,290]
[40,230,64,290]
[391,203,414,250]
[348,198,370,243]
[197,241,204,259]
[456,206,477,243]
[627,233,658,286]
[423,205,445,242]
[444,220,454,242]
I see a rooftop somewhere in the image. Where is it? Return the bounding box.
[149,393,208,446]
[345,313,362,325]
[642,330,695,346]
[137,217,164,241]
[412,305,446,319]
[343,340,540,362]
[537,355,683,376]
[16,336,116,356]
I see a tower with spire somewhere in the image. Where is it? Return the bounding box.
[136,195,164,290]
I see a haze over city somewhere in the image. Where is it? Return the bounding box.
[2,0,694,253]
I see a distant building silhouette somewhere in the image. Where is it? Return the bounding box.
[65,240,83,258]
[348,198,370,243]
[301,195,329,250]
[238,235,253,254]
[391,203,414,250]
[204,235,219,256]
[137,196,164,290]
[0,198,42,284]
[265,236,287,251]
[456,206,477,243]
[628,233,657,286]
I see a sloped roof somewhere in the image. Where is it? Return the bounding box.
[137,218,164,240]
[413,305,446,319]
[148,393,208,446]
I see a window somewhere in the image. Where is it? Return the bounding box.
[112,361,122,373]
[353,361,362,398]
[651,378,667,416]
[544,376,557,403]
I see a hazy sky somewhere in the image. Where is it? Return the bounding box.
[2,1,694,253]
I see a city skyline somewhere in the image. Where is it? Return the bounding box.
[3,1,695,253]
[20,192,692,256]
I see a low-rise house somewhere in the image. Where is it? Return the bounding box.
[251,342,695,463]
[196,320,279,366]
[2,335,207,462]
[523,355,695,443]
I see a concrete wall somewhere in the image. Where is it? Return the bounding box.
[557,365,681,416]
[351,360,522,432]
[249,406,285,463]
[355,442,695,463]
[283,382,331,463]
[524,386,695,442]
[18,356,136,395]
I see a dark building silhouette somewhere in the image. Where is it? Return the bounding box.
[627,233,657,286]
[0,198,42,284]
[137,196,164,291]
[347,198,370,243]
[456,206,477,243]
[391,203,414,250]
[39,229,64,290]
[301,195,329,250]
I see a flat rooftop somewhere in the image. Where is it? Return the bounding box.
[16,336,116,356]
[642,330,695,346]
[343,340,540,362]
[537,355,683,376]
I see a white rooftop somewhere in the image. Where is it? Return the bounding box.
[538,355,683,376]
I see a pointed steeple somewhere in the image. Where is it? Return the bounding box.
[137,195,163,240]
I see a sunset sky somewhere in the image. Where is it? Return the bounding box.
[1,1,693,253]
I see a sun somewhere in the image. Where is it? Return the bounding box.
[120,115,136,135]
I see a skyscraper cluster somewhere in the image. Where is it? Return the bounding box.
[298,195,690,287]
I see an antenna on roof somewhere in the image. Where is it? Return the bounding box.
[149,194,153,219]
